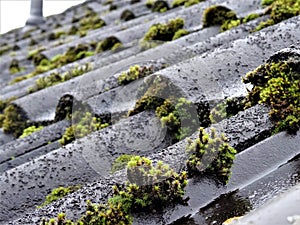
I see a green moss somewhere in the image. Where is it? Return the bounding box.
[48,31,66,40]
[111,154,136,173]
[143,18,185,42]
[152,0,170,12]
[12,45,94,84]
[38,186,81,209]
[0,104,29,137]
[79,10,106,33]
[120,10,136,21]
[19,125,44,138]
[254,0,300,32]
[96,36,122,53]
[242,13,260,23]
[172,0,202,8]
[209,97,245,124]
[59,112,109,145]
[202,5,237,28]
[43,157,187,224]
[220,19,241,32]
[262,0,276,6]
[186,127,237,183]
[118,65,154,85]
[9,59,23,74]
[243,60,300,133]
[172,29,189,40]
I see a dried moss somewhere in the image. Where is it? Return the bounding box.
[202,5,237,28]
[186,127,237,183]
[243,59,300,133]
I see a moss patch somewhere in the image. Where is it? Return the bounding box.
[172,0,203,8]
[202,5,237,28]
[254,0,300,32]
[20,125,44,138]
[111,154,136,173]
[186,127,237,183]
[59,112,109,145]
[121,10,136,21]
[78,10,106,33]
[143,18,187,42]
[243,59,300,133]
[118,65,154,85]
[96,36,122,53]
[38,186,81,209]
[9,59,24,74]
[152,0,170,12]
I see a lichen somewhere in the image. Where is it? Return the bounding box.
[202,5,237,28]
[38,186,81,209]
[117,65,154,85]
[254,0,300,32]
[20,125,44,138]
[186,127,237,183]
[243,59,300,133]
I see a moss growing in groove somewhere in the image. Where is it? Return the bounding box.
[202,5,237,28]
[48,31,66,40]
[172,0,203,8]
[42,157,187,224]
[219,12,259,32]
[243,60,300,134]
[12,45,94,84]
[120,10,136,21]
[0,104,29,137]
[143,18,185,42]
[20,125,44,138]
[254,0,300,32]
[172,29,189,40]
[59,112,109,145]
[38,186,81,209]
[186,127,237,183]
[79,10,106,33]
[9,59,23,74]
[117,65,154,85]
[152,0,170,12]
[96,36,122,53]
[111,154,136,173]
[28,63,93,93]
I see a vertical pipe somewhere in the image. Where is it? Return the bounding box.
[25,0,45,26]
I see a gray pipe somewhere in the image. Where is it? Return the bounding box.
[25,0,45,26]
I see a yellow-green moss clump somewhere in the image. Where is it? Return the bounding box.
[221,13,261,32]
[151,0,170,12]
[78,10,106,33]
[38,186,81,209]
[20,125,44,138]
[43,157,187,225]
[143,18,188,42]
[118,65,154,85]
[28,63,92,93]
[59,112,109,145]
[172,0,203,8]
[11,45,94,84]
[243,59,300,134]
[111,154,136,173]
[0,104,29,137]
[202,5,237,28]
[186,127,237,183]
[9,59,23,74]
[96,36,122,53]
[254,0,300,32]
